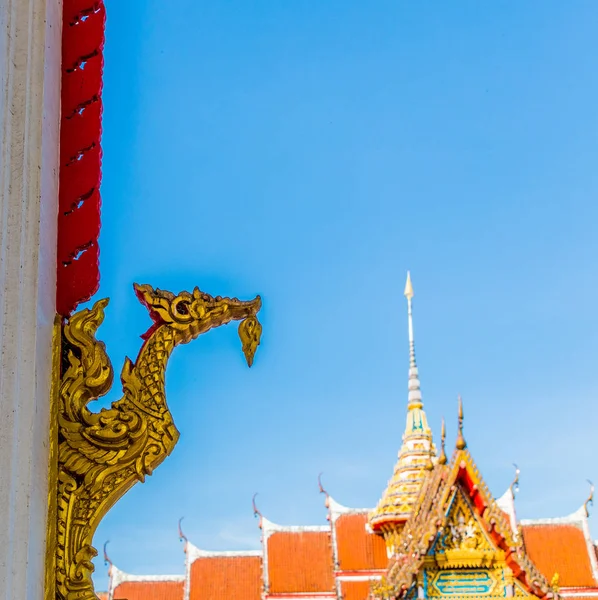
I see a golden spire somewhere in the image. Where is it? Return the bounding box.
[368,271,436,540]
[456,395,466,450]
[405,271,422,411]
[438,418,447,465]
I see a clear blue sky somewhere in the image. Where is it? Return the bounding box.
[93,0,598,590]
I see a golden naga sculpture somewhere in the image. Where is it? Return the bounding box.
[48,284,262,600]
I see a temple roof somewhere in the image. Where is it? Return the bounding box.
[369,273,437,533]
[255,513,335,594]
[376,414,554,600]
[101,485,598,600]
[521,502,598,589]
[185,542,262,600]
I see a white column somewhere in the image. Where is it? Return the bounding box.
[0,0,62,598]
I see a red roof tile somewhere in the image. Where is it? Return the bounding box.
[522,524,596,587]
[335,513,388,571]
[113,580,183,600]
[189,555,261,600]
[340,579,375,600]
[267,530,334,593]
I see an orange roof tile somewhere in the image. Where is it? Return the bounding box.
[341,579,376,600]
[113,580,183,600]
[267,530,334,593]
[522,524,596,587]
[336,513,388,571]
[189,555,261,600]
[97,594,108,600]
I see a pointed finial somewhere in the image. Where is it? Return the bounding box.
[405,271,423,410]
[584,480,594,517]
[178,517,188,544]
[510,464,520,496]
[438,418,448,465]
[103,541,113,568]
[252,493,263,529]
[455,396,466,450]
[404,271,414,300]
[318,472,328,497]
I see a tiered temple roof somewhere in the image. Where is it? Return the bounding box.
[99,274,598,600]
[101,491,598,600]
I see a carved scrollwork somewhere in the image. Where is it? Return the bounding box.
[51,284,262,599]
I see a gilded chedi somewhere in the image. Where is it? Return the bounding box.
[369,272,437,554]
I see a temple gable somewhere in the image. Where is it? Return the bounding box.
[422,486,524,600]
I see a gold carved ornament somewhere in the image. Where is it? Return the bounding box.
[47,284,263,600]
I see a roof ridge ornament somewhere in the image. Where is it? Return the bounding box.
[103,540,112,568]
[318,472,328,498]
[456,395,467,450]
[438,418,448,465]
[584,480,594,517]
[510,464,521,497]
[178,517,188,544]
[252,493,263,527]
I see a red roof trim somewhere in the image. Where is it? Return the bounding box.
[57,0,106,317]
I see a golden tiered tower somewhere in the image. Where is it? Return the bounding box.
[369,272,437,555]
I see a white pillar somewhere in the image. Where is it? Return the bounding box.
[0,0,62,598]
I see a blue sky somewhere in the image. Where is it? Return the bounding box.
[93,0,598,590]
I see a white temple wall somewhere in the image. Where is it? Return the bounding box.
[0,0,62,597]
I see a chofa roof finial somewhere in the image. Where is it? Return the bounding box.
[318,472,328,497]
[584,480,594,517]
[510,464,521,497]
[455,395,466,450]
[178,517,188,544]
[438,417,448,465]
[252,493,263,527]
[103,540,113,568]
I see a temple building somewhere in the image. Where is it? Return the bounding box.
[99,274,598,600]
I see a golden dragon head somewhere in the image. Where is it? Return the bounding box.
[134,283,263,366]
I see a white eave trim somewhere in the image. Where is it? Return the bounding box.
[560,590,598,598]
[496,488,518,536]
[264,595,336,599]
[109,564,184,599]
[337,574,383,582]
[185,540,261,564]
[520,505,586,527]
[260,516,330,538]
[326,496,370,523]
